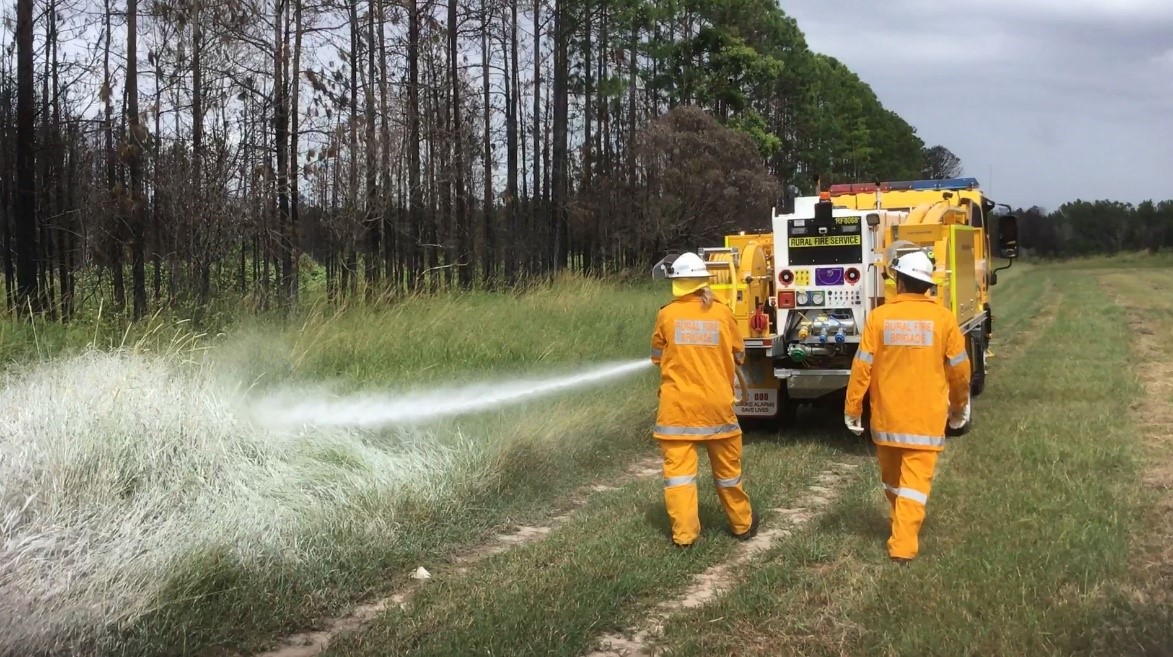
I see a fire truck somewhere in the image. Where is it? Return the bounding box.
[655,178,1020,432]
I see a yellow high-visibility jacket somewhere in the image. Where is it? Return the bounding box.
[650,294,745,441]
[845,293,972,451]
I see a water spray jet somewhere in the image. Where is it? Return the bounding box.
[249,359,654,430]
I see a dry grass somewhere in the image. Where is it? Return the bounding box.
[0,276,665,656]
[1096,269,1173,652]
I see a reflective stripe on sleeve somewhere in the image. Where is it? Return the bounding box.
[872,431,946,448]
[654,423,741,437]
[734,350,746,364]
[947,351,968,366]
[715,475,741,488]
[651,348,663,358]
[856,350,873,364]
[664,474,697,488]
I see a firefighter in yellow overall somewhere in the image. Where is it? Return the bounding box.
[650,252,759,548]
[844,249,971,562]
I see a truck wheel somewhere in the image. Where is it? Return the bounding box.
[777,386,798,429]
[969,331,987,398]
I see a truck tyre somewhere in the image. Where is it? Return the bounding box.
[968,330,986,398]
[777,386,797,429]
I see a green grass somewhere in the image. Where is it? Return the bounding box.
[323,435,860,657]
[1024,250,1173,270]
[304,259,1169,657]
[650,262,1173,657]
[5,261,1170,657]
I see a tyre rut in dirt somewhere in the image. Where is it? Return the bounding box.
[584,460,863,657]
[249,455,664,657]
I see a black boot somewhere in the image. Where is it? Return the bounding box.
[731,510,760,541]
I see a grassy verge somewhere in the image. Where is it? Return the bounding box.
[653,262,1167,656]
[1086,267,1173,655]
[0,276,667,657]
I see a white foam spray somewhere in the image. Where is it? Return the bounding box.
[249,358,653,430]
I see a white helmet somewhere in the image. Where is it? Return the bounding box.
[665,252,712,279]
[890,250,935,284]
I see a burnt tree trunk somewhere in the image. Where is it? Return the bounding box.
[127,0,148,319]
[551,0,569,272]
[14,0,38,313]
[480,0,494,283]
[407,0,422,289]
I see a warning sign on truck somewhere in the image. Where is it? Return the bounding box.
[735,388,778,417]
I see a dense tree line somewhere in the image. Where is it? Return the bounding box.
[1010,200,1173,259]
[0,0,945,319]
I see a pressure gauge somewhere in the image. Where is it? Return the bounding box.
[796,291,809,306]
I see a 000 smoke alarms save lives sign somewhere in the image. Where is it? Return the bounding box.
[735,388,778,416]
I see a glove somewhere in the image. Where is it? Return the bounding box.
[844,414,864,436]
[947,401,970,430]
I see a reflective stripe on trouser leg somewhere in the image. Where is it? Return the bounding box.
[658,439,701,545]
[887,447,939,560]
[704,434,754,535]
[876,445,901,510]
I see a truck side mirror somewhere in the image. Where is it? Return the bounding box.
[997,214,1019,259]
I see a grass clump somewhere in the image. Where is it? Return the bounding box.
[0,349,457,653]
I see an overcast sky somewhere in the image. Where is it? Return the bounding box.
[784,0,1173,211]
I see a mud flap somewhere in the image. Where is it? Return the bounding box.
[734,355,781,419]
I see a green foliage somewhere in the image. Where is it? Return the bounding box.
[1017,199,1173,258]
[616,0,930,189]
[728,110,781,158]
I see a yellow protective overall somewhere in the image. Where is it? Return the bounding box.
[875,445,939,559]
[845,293,971,560]
[651,292,754,546]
